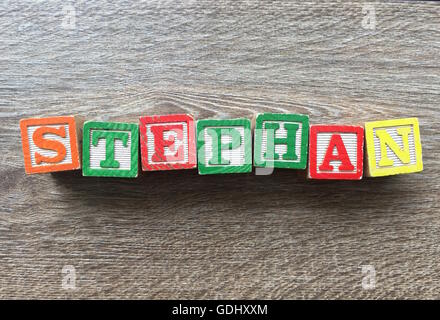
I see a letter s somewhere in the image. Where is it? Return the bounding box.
[33,126,67,164]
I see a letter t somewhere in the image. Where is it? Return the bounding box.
[92,130,129,168]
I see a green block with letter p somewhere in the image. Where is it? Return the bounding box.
[196,119,252,175]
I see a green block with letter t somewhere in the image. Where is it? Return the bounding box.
[82,121,139,178]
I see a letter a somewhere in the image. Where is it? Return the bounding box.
[319,134,354,171]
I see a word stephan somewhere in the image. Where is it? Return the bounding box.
[20,114,423,180]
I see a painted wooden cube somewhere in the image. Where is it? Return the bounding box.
[82,121,139,178]
[139,114,196,171]
[254,113,309,169]
[196,118,252,175]
[20,116,82,174]
[365,118,423,177]
[308,125,364,180]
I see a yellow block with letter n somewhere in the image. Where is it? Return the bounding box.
[365,118,423,177]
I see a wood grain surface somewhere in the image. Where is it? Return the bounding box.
[1,0,439,299]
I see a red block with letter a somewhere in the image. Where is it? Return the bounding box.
[308,125,364,180]
[139,114,197,171]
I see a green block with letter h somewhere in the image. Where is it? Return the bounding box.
[83,121,139,178]
[197,119,252,175]
[254,113,309,169]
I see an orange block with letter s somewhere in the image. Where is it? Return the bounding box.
[20,116,82,174]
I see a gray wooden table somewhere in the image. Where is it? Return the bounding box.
[1,0,439,299]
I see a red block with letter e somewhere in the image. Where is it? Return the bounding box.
[139,114,197,171]
[308,125,364,180]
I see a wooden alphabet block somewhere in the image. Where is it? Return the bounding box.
[20,116,82,174]
[196,118,252,175]
[308,125,364,180]
[365,118,423,177]
[254,113,309,169]
[82,121,139,178]
[139,114,196,171]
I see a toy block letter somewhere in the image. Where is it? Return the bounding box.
[207,127,242,165]
[254,113,309,169]
[197,118,252,174]
[82,121,139,178]
[308,125,364,180]
[92,130,129,168]
[365,118,423,177]
[34,126,67,164]
[318,134,355,172]
[139,114,196,171]
[20,116,82,174]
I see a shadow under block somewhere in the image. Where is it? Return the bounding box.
[82,121,139,178]
[308,125,364,180]
[139,114,196,171]
[254,113,309,170]
[365,118,423,177]
[20,115,82,174]
[196,118,252,175]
